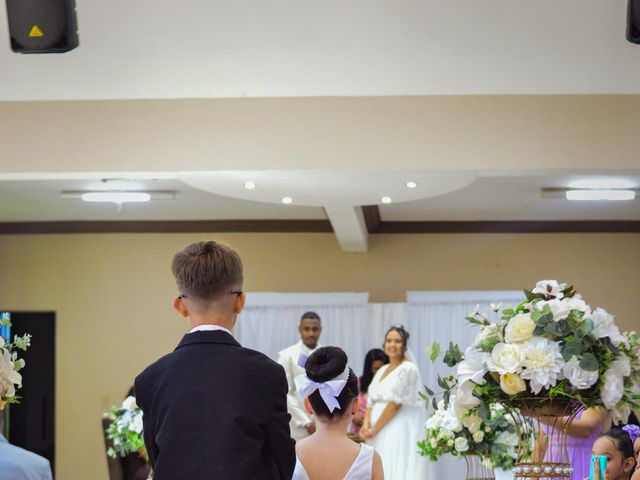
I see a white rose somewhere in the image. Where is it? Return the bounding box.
[443,414,463,433]
[565,295,591,316]
[562,356,599,389]
[601,372,624,409]
[454,437,469,452]
[473,430,485,443]
[496,431,519,448]
[430,438,438,448]
[536,298,571,322]
[532,280,566,299]
[505,313,536,343]
[610,356,631,377]
[425,415,442,430]
[122,396,137,411]
[588,308,625,346]
[486,343,525,375]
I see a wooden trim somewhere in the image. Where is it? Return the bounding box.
[372,221,640,234]
[1,220,639,235]
[361,205,381,233]
[0,220,334,234]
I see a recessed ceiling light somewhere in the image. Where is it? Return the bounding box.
[243,181,256,190]
[565,190,635,201]
[81,192,151,203]
[405,181,418,189]
[381,196,392,204]
[569,178,635,190]
[281,196,293,204]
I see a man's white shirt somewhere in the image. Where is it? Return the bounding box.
[189,325,233,335]
[277,340,320,440]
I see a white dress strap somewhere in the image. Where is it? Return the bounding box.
[292,456,310,480]
[292,444,374,479]
[344,443,374,479]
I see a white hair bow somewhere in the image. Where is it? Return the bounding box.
[295,366,349,413]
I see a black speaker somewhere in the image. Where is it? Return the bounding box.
[5,0,78,53]
[628,0,640,44]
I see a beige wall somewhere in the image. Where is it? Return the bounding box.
[2,96,640,175]
[0,231,639,479]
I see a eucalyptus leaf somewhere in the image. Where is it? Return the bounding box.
[428,342,441,363]
[580,352,599,372]
[562,340,584,361]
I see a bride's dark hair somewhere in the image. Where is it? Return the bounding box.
[305,346,359,418]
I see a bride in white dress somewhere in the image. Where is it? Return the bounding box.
[293,346,384,480]
[360,326,429,480]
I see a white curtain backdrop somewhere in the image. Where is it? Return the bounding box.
[235,290,522,480]
[236,292,404,375]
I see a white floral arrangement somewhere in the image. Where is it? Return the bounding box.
[105,396,146,459]
[0,312,31,410]
[419,396,526,469]
[452,280,640,424]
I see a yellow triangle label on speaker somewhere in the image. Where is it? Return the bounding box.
[28,25,44,37]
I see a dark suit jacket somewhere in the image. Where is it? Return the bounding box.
[134,330,295,480]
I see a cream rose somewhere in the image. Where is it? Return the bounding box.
[486,343,525,375]
[504,313,536,343]
[500,373,527,395]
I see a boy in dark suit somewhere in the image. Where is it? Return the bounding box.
[135,241,295,479]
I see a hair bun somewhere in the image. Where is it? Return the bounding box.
[305,347,347,383]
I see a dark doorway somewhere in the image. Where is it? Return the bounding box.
[6,311,56,476]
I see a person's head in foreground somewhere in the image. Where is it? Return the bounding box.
[299,346,359,422]
[171,240,245,327]
[591,427,637,480]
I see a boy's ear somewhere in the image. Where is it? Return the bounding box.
[233,292,246,314]
[173,297,189,317]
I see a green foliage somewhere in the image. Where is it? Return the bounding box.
[105,403,146,460]
[443,342,463,367]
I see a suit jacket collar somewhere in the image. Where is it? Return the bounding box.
[175,330,241,350]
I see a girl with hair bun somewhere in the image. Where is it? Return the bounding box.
[293,346,384,480]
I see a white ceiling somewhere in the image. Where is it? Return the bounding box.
[1,0,639,101]
[1,174,639,224]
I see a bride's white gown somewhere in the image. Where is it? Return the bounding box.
[366,361,430,480]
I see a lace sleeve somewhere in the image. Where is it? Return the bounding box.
[389,363,420,405]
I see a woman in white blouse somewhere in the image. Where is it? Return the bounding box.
[360,325,429,480]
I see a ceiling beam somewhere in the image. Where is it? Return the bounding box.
[323,206,369,252]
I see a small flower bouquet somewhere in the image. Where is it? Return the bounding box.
[0,312,31,410]
[419,398,525,470]
[105,396,146,460]
[452,280,639,423]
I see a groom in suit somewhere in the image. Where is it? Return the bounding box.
[135,241,295,479]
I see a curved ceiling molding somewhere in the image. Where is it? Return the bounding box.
[181,170,477,251]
